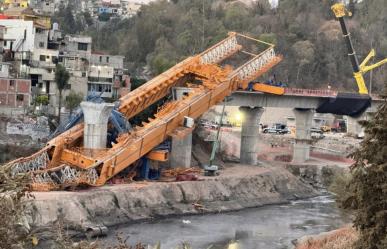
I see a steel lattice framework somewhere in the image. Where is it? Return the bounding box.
[5,32,282,191]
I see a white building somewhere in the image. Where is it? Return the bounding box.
[88,65,114,98]
[0,19,35,53]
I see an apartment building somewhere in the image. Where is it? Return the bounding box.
[0,76,31,108]
[0,7,129,115]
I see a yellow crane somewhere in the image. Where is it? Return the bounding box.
[331,3,387,94]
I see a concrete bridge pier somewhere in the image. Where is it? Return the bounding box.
[170,134,192,168]
[81,102,114,149]
[239,106,264,165]
[345,112,372,136]
[170,87,193,168]
[292,108,314,163]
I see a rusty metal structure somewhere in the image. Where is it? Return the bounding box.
[6,32,282,191]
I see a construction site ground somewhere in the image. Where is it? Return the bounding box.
[27,163,322,238]
[10,125,356,240]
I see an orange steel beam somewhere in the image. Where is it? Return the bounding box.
[146,150,169,162]
[5,32,282,190]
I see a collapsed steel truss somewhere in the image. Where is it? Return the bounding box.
[5,32,282,191]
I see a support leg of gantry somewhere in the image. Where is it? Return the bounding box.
[239,106,264,165]
[292,108,314,163]
[81,102,115,149]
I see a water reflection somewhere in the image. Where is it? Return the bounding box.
[104,195,351,249]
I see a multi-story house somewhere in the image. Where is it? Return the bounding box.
[29,0,56,15]
[0,5,129,115]
[0,62,31,112]
[90,52,129,99]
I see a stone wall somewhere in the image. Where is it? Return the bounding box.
[26,166,318,236]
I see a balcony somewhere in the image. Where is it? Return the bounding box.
[30,60,56,69]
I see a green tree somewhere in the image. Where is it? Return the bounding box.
[291,40,315,85]
[98,13,111,22]
[65,91,83,116]
[34,95,49,106]
[340,85,387,249]
[55,64,70,123]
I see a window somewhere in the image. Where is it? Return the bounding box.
[99,56,102,62]
[39,55,46,61]
[82,72,86,77]
[16,94,24,101]
[39,42,44,48]
[106,56,109,63]
[4,40,7,46]
[78,42,88,51]
[9,80,15,87]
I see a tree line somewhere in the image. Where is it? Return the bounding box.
[56,0,387,92]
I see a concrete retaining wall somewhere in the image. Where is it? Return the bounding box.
[25,166,318,235]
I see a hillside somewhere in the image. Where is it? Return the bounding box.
[62,0,387,92]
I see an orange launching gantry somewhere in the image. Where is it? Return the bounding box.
[5,33,282,191]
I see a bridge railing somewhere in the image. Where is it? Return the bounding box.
[284,88,338,97]
[230,47,277,82]
[199,32,240,65]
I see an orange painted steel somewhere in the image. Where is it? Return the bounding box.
[252,83,285,95]
[5,33,282,191]
[146,150,169,162]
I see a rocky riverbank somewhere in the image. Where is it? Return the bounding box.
[25,164,319,237]
[294,225,357,249]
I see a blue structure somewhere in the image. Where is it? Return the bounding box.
[50,92,131,142]
[98,7,112,14]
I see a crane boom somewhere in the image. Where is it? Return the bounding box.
[331,3,387,94]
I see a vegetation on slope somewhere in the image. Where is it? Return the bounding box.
[342,86,387,249]
[0,165,31,248]
[54,0,387,92]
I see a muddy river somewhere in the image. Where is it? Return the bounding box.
[102,195,351,249]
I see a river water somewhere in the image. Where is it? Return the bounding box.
[103,195,351,249]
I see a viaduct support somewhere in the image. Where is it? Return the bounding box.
[345,112,372,136]
[239,106,264,165]
[81,102,114,149]
[293,108,314,163]
[170,134,192,168]
[170,87,193,168]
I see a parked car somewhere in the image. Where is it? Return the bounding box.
[310,127,323,134]
[311,131,325,139]
[263,124,289,134]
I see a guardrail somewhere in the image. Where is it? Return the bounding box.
[231,47,277,82]
[199,33,239,64]
[284,88,338,97]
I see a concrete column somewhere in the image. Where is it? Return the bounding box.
[346,116,362,135]
[170,134,192,168]
[81,101,114,149]
[292,108,314,163]
[345,112,371,136]
[169,87,193,168]
[239,106,264,165]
